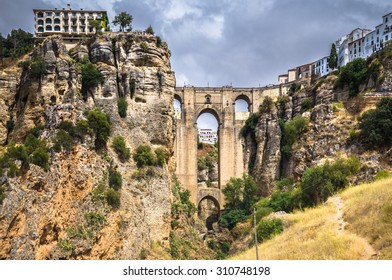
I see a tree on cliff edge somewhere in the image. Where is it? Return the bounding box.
[113,12,133,32]
[328,43,338,70]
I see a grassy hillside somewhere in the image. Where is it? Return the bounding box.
[232,177,392,260]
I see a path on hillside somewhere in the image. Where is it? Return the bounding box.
[331,196,378,260]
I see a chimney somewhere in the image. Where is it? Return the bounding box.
[67,4,71,10]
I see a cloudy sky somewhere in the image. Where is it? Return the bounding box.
[1,0,392,88]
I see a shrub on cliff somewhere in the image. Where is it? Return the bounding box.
[112,136,130,162]
[241,113,259,138]
[334,58,368,97]
[133,144,155,167]
[87,108,111,150]
[256,218,283,242]
[0,185,5,204]
[219,174,258,229]
[280,115,309,158]
[117,97,128,118]
[80,57,103,100]
[358,97,392,149]
[301,156,361,207]
[109,168,122,191]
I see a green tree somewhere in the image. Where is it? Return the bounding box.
[145,25,154,35]
[328,43,338,70]
[3,29,34,58]
[113,12,133,32]
[80,57,103,100]
[89,19,103,34]
[334,58,368,97]
[133,144,156,167]
[87,108,111,149]
[117,97,127,118]
[220,174,258,229]
[358,97,392,148]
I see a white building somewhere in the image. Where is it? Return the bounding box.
[313,56,331,77]
[338,28,372,67]
[198,129,218,145]
[33,4,108,38]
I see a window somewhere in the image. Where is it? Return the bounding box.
[55,12,60,16]
[37,12,44,18]
[54,25,61,31]
[37,20,44,25]
[46,12,52,16]
[205,95,211,104]
[46,25,52,31]
[64,27,69,32]
[45,18,52,24]
[386,35,389,41]
[54,18,60,24]
[38,27,44,32]
[72,27,77,32]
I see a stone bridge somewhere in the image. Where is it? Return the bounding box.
[174,84,290,217]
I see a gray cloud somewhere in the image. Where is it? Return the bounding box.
[1,0,392,87]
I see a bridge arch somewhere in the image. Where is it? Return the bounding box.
[198,195,220,230]
[234,93,252,112]
[195,106,222,125]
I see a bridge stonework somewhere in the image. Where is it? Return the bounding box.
[174,85,289,211]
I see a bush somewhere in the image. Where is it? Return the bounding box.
[256,218,283,242]
[280,115,309,158]
[358,98,392,149]
[30,56,47,80]
[155,147,170,166]
[80,57,103,100]
[301,98,312,112]
[87,108,111,149]
[269,191,295,212]
[140,42,148,52]
[334,58,368,97]
[53,130,73,152]
[259,97,274,113]
[301,157,361,207]
[145,25,154,35]
[74,120,90,140]
[156,36,162,47]
[92,184,107,204]
[106,188,121,209]
[290,83,301,93]
[375,170,390,181]
[220,174,258,229]
[241,113,259,137]
[112,136,130,162]
[29,147,49,171]
[117,97,128,118]
[255,207,273,224]
[109,169,122,191]
[84,211,106,231]
[133,144,155,167]
[218,209,248,230]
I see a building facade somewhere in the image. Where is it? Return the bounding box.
[313,56,331,77]
[33,4,108,38]
[198,129,218,145]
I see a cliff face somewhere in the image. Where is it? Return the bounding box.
[248,73,392,197]
[0,33,175,259]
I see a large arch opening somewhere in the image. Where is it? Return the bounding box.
[196,109,219,229]
[198,196,220,230]
[235,95,251,120]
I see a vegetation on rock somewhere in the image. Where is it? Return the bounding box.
[112,136,130,162]
[87,108,111,150]
[358,97,392,149]
[80,57,103,100]
[113,12,133,32]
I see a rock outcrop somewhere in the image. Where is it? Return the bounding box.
[0,33,175,260]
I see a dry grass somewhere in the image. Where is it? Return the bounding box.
[232,178,392,260]
[341,177,392,259]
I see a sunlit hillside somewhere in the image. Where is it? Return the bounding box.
[232,177,392,260]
